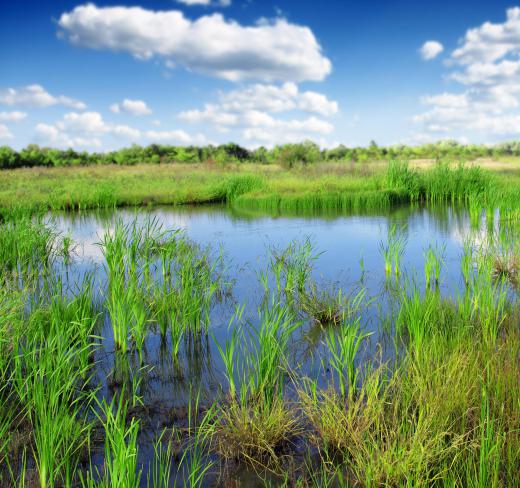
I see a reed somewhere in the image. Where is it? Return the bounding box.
[325,317,371,399]
[82,393,141,488]
[12,284,98,488]
[424,243,445,287]
[176,396,217,488]
[379,224,407,276]
[0,216,56,279]
[212,298,300,465]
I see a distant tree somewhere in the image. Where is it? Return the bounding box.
[0,146,19,168]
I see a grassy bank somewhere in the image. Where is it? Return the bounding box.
[2,160,520,217]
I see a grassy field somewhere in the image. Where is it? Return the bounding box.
[2,159,520,216]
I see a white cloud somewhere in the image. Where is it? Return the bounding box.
[414,8,520,141]
[451,7,520,65]
[58,4,331,82]
[177,0,231,6]
[0,84,86,110]
[110,99,152,116]
[212,82,338,116]
[179,82,338,145]
[35,112,141,149]
[0,111,27,122]
[145,129,207,145]
[243,116,334,145]
[53,111,141,139]
[0,124,13,140]
[35,123,102,148]
[178,82,337,146]
[419,40,444,60]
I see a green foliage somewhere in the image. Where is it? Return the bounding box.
[2,139,520,169]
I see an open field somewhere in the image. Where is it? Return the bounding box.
[2,158,520,215]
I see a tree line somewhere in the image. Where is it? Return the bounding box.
[2,140,520,169]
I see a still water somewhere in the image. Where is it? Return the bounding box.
[47,203,485,485]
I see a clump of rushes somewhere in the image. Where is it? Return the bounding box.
[152,231,224,358]
[176,394,217,488]
[147,430,173,488]
[424,243,445,288]
[0,216,56,279]
[325,317,371,399]
[490,247,519,287]
[379,224,407,276]
[212,301,301,467]
[11,278,98,488]
[461,240,474,286]
[302,327,520,486]
[395,286,454,351]
[81,393,141,488]
[299,282,366,327]
[268,238,318,297]
[100,218,163,355]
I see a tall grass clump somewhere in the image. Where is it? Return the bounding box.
[263,238,317,299]
[175,395,217,488]
[100,218,165,355]
[223,174,265,202]
[325,317,371,399]
[11,278,98,487]
[0,216,56,278]
[424,163,491,204]
[152,230,224,358]
[379,224,407,276]
[81,393,141,488]
[424,243,445,287]
[386,161,492,205]
[212,300,301,466]
[386,160,421,200]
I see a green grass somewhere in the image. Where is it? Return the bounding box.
[2,159,519,217]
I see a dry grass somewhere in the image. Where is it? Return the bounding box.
[300,326,520,486]
[211,397,301,469]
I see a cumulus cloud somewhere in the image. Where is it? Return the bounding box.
[177,0,231,6]
[35,111,141,149]
[0,84,86,110]
[58,4,331,82]
[110,99,152,116]
[419,40,444,60]
[57,111,142,139]
[242,116,334,144]
[451,7,520,65]
[0,111,27,122]
[0,124,13,140]
[413,8,520,140]
[178,82,337,145]
[145,129,208,145]
[179,83,338,124]
[35,123,102,149]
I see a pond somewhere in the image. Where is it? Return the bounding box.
[42,203,490,486]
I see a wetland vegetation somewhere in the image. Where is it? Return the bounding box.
[0,148,519,487]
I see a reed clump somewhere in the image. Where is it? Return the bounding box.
[212,302,301,467]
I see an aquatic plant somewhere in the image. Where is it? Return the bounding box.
[213,299,301,465]
[424,243,445,287]
[82,393,142,488]
[379,224,407,276]
[325,317,371,399]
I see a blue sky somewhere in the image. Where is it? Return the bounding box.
[1,0,520,151]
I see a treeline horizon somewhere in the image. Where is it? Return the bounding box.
[2,139,520,169]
